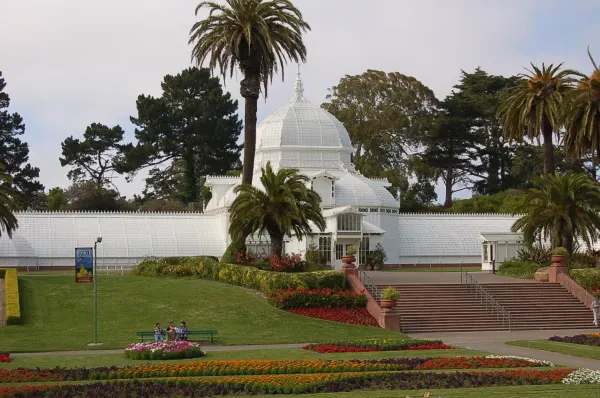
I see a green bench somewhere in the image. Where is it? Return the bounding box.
[136,330,219,343]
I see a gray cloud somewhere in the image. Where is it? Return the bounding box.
[1,0,598,200]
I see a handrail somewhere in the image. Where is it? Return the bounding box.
[461,271,514,331]
[359,270,381,302]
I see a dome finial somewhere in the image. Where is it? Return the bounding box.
[291,64,306,102]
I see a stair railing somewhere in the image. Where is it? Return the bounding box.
[461,271,514,331]
[359,270,381,302]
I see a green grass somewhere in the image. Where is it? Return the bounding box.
[506,339,600,360]
[1,347,488,369]
[250,385,600,397]
[384,267,481,272]
[0,275,402,352]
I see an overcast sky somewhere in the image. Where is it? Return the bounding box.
[1,0,599,202]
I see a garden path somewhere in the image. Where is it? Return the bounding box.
[0,278,5,327]
[410,329,600,370]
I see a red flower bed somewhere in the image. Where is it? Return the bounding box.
[415,357,547,370]
[0,353,10,363]
[307,343,453,353]
[288,307,379,326]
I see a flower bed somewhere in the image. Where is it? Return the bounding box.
[268,287,367,309]
[562,368,600,384]
[288,307,378,326]
[0,368,578,397]
[303,338,453,353]
[549,334,600,347]
[0,353,10,363]
[0,357,557,384]
[124,341,205,360]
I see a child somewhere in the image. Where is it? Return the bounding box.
[179,321,188,341]
[154,323,164,342]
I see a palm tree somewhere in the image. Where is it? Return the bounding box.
[189,0,311,186]
[563,47,600,169]
[0,167,19,238]
[511,172,600,253]
[229,162,325,257]
[498,63,577,175]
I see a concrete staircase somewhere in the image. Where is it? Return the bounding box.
[378,282,594,333]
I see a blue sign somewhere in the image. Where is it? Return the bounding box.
[75,247,94,283]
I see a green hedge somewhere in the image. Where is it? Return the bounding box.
[1,268,21,325]
[0,269,5,278]
[498,260,541,279]
[569,269,600,290]
[132,257,346,293]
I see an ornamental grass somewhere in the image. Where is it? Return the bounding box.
[0,368,578,397]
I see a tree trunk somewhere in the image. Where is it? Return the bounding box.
[183,148,197,204]
[269,232,284,258]
[542,118,554,175]
[240,72,260,186]
[444,167,454,208]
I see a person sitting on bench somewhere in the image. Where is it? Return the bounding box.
[178,321,188,341]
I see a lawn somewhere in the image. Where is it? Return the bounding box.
[251,385,600,397]
[0,275,401,352]
[384,267,481,272]
[506,339,600,360]
[1,347,488,369]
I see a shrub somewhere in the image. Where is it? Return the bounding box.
[381,287,400,300]
[553,247,568,256]
[0,269,5,278]
[498,260,541,279]
[566,252,598,269]
[2,268,21,325]
[570,269,600,290]
[267,287,367,309]
[517,245,551,265]
[132,257,345,293]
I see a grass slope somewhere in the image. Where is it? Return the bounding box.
[506,339,600,360]
[2,348,488,370]
[0,275,401,352]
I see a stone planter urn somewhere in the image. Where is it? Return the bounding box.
[549,248,568,283]
[380,299,396,309]
[341,255,356,268]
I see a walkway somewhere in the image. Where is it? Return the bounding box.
[0,278,4,327]
[366,271,539,285]
[409,328,600,370]
[11,343,306,357]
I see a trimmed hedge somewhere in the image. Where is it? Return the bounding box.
[0,269,5,278]
[569,269,600,290]
[1,268,21,325]
[498,260,540,279]
[132,257,346,293]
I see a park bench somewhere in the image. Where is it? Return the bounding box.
[136,330,219,343]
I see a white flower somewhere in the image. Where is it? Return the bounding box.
[562,368,600,384]
[124,341,203,353]
[484,354,555,367]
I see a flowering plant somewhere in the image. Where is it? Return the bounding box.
[289,307,379,326]
[485,355,554,367]
[549,334,600,347]
[0,353,10,363]
[562,368,600,384]
[303,338,452,353]
[267,287,367,309]
[124,341,206,360]
[590,286,600,298]
[268,253,305,272]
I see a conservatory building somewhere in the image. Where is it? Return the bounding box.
[0,71,544,270]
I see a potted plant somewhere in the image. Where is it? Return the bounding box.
[342,245,357,267]
[380,287,400,309]
[552,247,568,266]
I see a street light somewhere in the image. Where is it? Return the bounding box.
[90,237,103,346]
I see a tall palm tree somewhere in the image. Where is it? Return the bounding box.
[498,63,577,175]
[563,47,600,167]
[189,0,311,186]
[511,171,600,253]
[0,167,19,238]
[229,162,325,257]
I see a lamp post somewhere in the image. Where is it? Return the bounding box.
[90,237,103,346]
